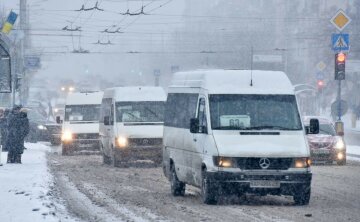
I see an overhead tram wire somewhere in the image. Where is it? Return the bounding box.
[96,0,172,52]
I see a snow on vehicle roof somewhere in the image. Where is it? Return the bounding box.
[169,69,295,94]
[65,91,104,105]
[103,87,167,102]
[303,116,333,125]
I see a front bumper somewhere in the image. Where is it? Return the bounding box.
[311,149,346,163]
[206,171,312,196]
[115,145,162,163]
[62,139,101,152]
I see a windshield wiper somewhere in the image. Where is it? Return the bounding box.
[213,126,300,131]
[246,125,300,130]
[124,112,142,121]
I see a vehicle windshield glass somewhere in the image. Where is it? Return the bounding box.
[313,124,336,136]
[209,94,302,130]
[65,105,100,122]
[116,101,165,123]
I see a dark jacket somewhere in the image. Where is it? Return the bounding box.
[7,112,30,154]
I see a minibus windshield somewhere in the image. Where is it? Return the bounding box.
[116,101,165,123]
[65,105,101,122]
[210,95,302,131]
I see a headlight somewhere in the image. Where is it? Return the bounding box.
[293,157,311,168]
[213,156,235,168]
[37,125,47,130]
[334,137,345,150]
[117,136,128,148]
[61,131,73,142]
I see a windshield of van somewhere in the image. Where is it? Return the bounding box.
[65,105,100,122]
[116,102,164,123]
[210,95,302,130]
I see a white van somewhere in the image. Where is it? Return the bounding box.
[100,87,166,166]
[61,91,104,155]
[163,70,319,205]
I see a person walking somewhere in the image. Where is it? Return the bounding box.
[6,106,29,164]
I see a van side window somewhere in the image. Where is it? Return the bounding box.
[101,98,114,125]
[165,93,198,129]
[197,98,207,133]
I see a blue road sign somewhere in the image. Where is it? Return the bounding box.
[332,33,350,51]
[316,72,325,80]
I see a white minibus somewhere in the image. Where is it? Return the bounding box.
[61,91,103,155]
[100,87,166,166]
[162,70,319,205]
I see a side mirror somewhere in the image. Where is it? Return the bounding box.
[308,119,320,134]
[190,118,199,134]
[56,116,62,124]
[104,116,110,126]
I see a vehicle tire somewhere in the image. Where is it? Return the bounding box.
[293,186,311,205]
[201,169,218,205]
[50,139,61,146]
[337,157,346,166]
[103,152,111,165]
[170,164,185,196]
[62,144,73,156]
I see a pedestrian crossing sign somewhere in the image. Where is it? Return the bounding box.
[332,33,349,51]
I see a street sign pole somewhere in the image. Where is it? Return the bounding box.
[337,80,342,121]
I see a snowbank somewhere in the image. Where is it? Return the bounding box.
[0,143,76,222]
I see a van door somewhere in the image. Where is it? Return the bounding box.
[192,96,209,186]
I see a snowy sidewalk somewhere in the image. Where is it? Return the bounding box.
[0,143,76,222]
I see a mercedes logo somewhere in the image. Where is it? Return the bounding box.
[142,139,149,145]
[259,158,271,169]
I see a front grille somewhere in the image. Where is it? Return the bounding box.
[309,142,333,149]
[236,158,293,170]
[73,133,99,140]
[128,138,162,147]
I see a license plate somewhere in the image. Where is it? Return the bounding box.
[250,180,280,188]
[312,149,330,154]
[79,144,93,148]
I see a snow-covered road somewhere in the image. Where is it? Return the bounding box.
[0,143,77,222]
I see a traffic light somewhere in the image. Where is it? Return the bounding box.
[335,52,346,80]
[317,80,325,92]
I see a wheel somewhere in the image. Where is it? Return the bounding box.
[293,186,311,205]
[170,164,185,196]
[337,157,346,166]
[201,169,218,205]
[50,139,61,146]
[103,152,111,165]
[62,144,73,156]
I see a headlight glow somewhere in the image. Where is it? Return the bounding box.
[294,158,311,168]
[335,137,345,150]
[337,153,344,160]
[213,156,234,168]
[61,131,73,142]
[37,125,47,130]
[117,137,128,148]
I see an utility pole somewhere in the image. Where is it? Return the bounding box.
[12,0,27,106]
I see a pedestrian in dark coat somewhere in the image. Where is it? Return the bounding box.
[7,106,30,164]
[0,109,10,152]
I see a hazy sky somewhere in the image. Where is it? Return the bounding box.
[1,0,186,84]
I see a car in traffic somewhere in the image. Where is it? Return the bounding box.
[100,87,166,166]
[162,70,319,205]
[303,116,346,165]
[26,109,61,145]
